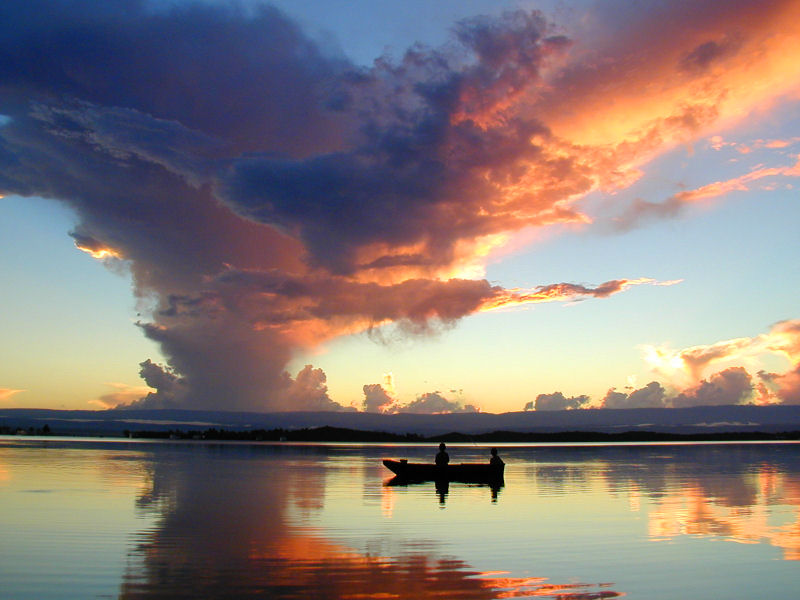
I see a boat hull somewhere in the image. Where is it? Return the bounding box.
[383,459,504,483]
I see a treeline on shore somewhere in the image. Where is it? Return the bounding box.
[3,423,800,443]
[0,424,52,436]
[125,425,800,443]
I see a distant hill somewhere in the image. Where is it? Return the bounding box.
[2,405,800,438]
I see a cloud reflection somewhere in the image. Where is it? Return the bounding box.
[646,458,800,560]
[120,445,620,599]
[526,444,800,561]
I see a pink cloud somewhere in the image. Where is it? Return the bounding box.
[362,384,396,413]
[544,321,800,411]
[601,382,668,409]
[396,391,479,414]
[671,367,754,408]
[615,156,800,229]
[528,392,590,411]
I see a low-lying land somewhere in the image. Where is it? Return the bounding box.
[4,423,799,443]
[3,405,800,442]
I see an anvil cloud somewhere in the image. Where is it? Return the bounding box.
[1,0,799,411]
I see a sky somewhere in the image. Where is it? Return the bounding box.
[1,0,799,414]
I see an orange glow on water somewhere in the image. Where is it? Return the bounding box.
[248,533,622,599]
[646,467,800,561]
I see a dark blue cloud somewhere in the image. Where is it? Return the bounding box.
[0,0,346,154]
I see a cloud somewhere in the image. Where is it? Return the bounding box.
[671,367,754,408]
[759,366,800,405]
[276,365,353,412]
[124,359,190,409]
[710,135,800,153]
[2,0,798,411]
[396,391,479,414]
[599,370,753,410]
[535,320,800,411]
[615,157,800,230]
[362,384,396,413]
[92,382,154,409]
[362,381,476,414]
[644,320,800,386]
[601,382,668,409]
[679,35,743,73]
[532,392,590,411]
[482,278,681,311]
[616,321,800,409]
[759,320,800,405]
[0,388,24,402]
[218,10,584,277]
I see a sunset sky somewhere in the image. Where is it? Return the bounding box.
[1,0,799,414]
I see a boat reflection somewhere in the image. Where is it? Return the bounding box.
[385,475,504,505]
[118,445,615,599]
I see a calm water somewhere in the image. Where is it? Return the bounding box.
[1,439,799,599]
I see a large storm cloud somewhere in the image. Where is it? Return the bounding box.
[2,0,798,411]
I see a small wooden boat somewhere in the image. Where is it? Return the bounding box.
[383,459,504,483]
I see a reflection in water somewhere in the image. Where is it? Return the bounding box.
[525,444,800,561]
[437,478,449,505]
[646,463,800,560]
[119,444,617,599]
[386,476,503,506]
[4,440,800,599]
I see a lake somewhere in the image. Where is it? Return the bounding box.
[1,438,798,599]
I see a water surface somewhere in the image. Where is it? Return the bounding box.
[2,439,799,599]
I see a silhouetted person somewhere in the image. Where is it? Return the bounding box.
[489,447,504,467]
[435,442,449,467]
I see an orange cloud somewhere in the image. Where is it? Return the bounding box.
[481,277,681,312]
[72,232,123,260]
[645,320,800,380]
[540,2,800,151]
[615,154,800,228]
[90,382,155,409]
[642,320,800,404]
[0,388,24,402]
[680,157,800,202]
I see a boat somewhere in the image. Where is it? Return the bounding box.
[382,459,504,483]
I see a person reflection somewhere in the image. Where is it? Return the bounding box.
[435,443,450,506]
[490,483,502,503]
[435,478,449,506]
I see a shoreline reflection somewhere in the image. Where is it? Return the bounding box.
[5,440,800,599]
[119,445,616,599]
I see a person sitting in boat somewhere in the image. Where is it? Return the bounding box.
[489,447,504,467]
[435,442,449,467]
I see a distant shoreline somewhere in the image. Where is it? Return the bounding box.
[4,424,799,443]
[123,426,800,443]
[4,406,800,442]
